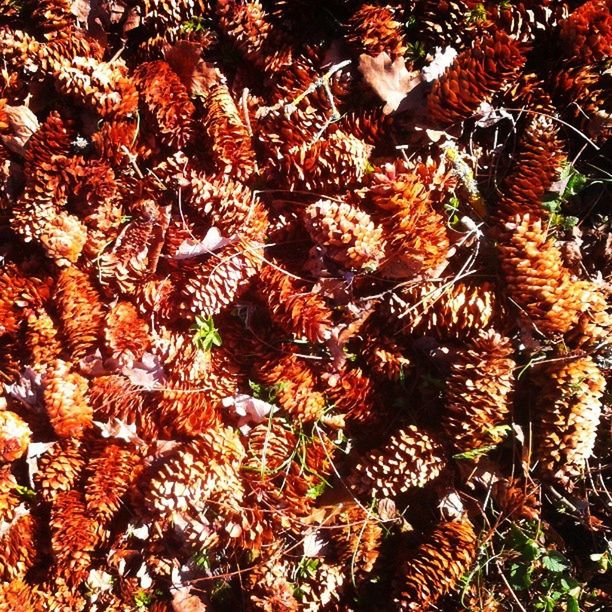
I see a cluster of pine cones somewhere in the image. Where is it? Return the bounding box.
[0,1,610,610]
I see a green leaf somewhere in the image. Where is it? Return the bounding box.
[566,595,580,612]
[306,480,326,500]
[542,551,570,573]
[191,315,222,352]
[453,444,498,461]
[508,562,531,591]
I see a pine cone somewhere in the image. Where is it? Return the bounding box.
[0,410,31,462]
[43,359,92,439]
[428,31,525,127]
[346,4,407,59]
[271,131,372,192]
[558,0,612,63]
[442,330,515,454]
[393,517,478,609]
[329,502,383,578]
[25,310,62,371]
[497,214,590,335]
[495,117,566,222]
[367,163,450,275]
[85,442,142,523]
[180,241,262,317]
[257,262,333,343]
[50,490,102,587]
[54,56,138,118]
[104,301,151,365]
[88,375,159,442]
[386,281,497,339]
[0,512,38,581]
[323,366,380,425]
[532,356,605,481]
[134,60,195,148]
[203,80,257,180]
[53,267,104,360]
[34,440,86,503]
[254,351,328,424]
[304,199,384,271]
[348,425,445,499]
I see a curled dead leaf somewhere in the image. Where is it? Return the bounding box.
[358,52,422,115]
[1,105,39,155]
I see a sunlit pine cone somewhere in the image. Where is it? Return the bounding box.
[532,356,605,481]
[254,351,328,424]
[324,366,380,425]
[246,546,299,611]
[257,262,333,343]
[91,118,140,166]
[145,427,246,522]
[489,0,569,44]
[329,502,383,578]
[0,511,38,581]
[104,301,151,366]
[393,517,478,609]
[156,381,220,437]
[497,214,591,335]
[85,442,142,524]
[386,281,497,339]
[244,421,336,521]
[88,375,159,442]
[216,0,271,68]
[566,285,612,350]
[0,264,53,337]
[34,440,86,503]
[43,359,92,439]
[40,575,86,611]
[50,489,103,587]
[134,60,195,148]
[417,0,485,48]
[203,80,257,181]
[558,0,612,63]
[272,131,373,193]
[11,198,88,266]
[54,267,103,360]
[53,56,139,118]
[367,164,450,276]
[0,579,47,611]
[549,63,610,143]
[0,466,20,523]
[25,310,62,371]
[98,200,168,295]
[159,328,244,404]
[30,0,73,39]
[179,240,263,318]
[138,0,209,32]
[428,30,526,127]
[345,3,407,58]
[0,410,31,462]
[495,116,566,221]
[338,108,396,146]
[304,199,384,271]
[359,321,411,381]
[294,561,345,611]
[185,171,267,239]
[442,330,515,454]
[348,424,445,499]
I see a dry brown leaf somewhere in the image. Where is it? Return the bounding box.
[358,52,422,115]
[165,42,220,98]
[1,104,39,155]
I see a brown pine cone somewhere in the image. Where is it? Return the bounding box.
[442,329,515,454]
[532,356,605,481]
[348,424,445,499]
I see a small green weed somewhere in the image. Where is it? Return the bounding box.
[191,315,222,352]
